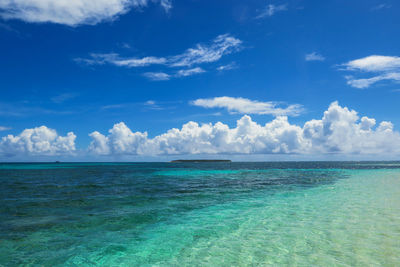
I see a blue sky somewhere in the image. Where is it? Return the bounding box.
[0,0,400,161]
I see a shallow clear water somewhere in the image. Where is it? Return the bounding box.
[1,162,400,266]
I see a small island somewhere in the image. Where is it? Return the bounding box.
[170,159,232,163]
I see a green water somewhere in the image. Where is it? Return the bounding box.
[0,162,399,266]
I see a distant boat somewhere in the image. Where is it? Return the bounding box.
[55,161,61,163]
[170,159,231,163]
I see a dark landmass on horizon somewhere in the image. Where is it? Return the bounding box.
[170,159,232,163]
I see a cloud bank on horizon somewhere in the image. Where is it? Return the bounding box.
[0,0,172,26]
[1,101,399,158]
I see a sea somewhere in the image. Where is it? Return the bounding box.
[1,162,399,266]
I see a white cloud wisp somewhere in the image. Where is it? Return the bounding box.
[82,34,241,68]
[168,34,242,67]
[176,67,205,77]
[0,126,11,131]
[143,72,171,81]
[346,73,400,89]
[78,53,167,67]
[217,62,237,71]
[78,34,242,80]
[256,4,287,19]
[305,52,325,61]
[341,55,400,88]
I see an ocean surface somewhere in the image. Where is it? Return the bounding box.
[1,162,400,266]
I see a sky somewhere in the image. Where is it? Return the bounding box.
[0,0,400,161]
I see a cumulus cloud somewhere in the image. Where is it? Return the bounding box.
[0,0,171,26]
[0,126,76,157]
[305,52,325,61]
[256,4,287,19]
[301,102,399,154]
[2,102,398,158]
[88,101,400,156]
[88,122,147,155]
[191,97,304,116]
[341,55,400,88]
[88,116,306,155]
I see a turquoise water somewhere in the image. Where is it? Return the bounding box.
[1,162,400,266]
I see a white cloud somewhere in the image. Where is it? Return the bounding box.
[79,53,167,67]
[305,52,325,61]
[101,104,126,110]
[143,72,171,81]
[78,34,242,81]
[341,55,400,88]
[217,62,237,71]
[142,67,205,81]
[256,4,287,19]
[371,3,391,11]
[0,126,76,156]
[88,101,400,156]
[0,126,11,131]
[346,73,400,89]
[342,55,400,72]
[160,0,172,12]
[300,102,397,154]
[169,34,242,67]
[51,93,78,103]
[0,0,171,26]
[88,122,147,155]
[176,67,205,77]
[88,117,306,155]
[1,102,398,158]
[360,116,376,131]
[88,131,110,155]
[143,100,163,110]
[191,96,304,116]
[79,34,242,69]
